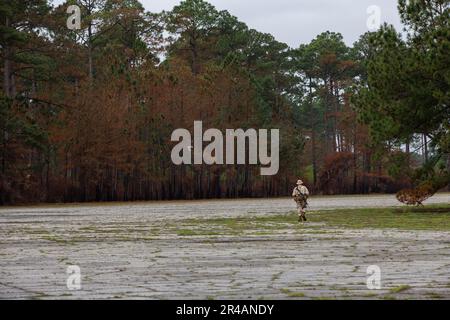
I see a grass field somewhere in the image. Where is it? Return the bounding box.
[174,205,450,237]
[0,198,449,299]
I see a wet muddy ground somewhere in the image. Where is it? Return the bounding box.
[0,194,449,300]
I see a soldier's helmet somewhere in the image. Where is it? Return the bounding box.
[296,179,304,185]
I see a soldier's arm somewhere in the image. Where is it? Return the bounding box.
[303,186,310,196]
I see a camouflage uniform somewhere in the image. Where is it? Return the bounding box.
[292,180,310,222]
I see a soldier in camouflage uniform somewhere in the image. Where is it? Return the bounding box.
[292,179,310,222]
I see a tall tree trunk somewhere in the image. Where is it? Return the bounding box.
[88,23,94,80]
[190,36,198,75]
[323,78,330,153]
[330,79,337,152]
[3,51,11,97]
[308,78,317,186]
[447,154,450,191]
[85,0,95,81]
[423,134,428,163]
[405,142,410,154]
[352,125,357,194]
[2,17,11,191]
[405,140,411,182]
[3,17,11,98]
[364,152,372,193]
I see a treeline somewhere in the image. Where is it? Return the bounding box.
[0,0,448,204]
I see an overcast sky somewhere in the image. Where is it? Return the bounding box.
[56,0,404,47]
